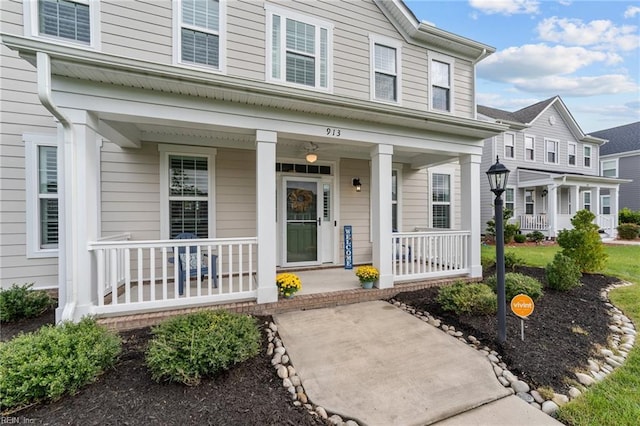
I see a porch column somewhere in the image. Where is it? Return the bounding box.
[548,185,558,238]
[255,130,278,303]
[594,187,601,216]
[611,187,619,237]
[460,154,482,278]
[371,144,393,288]
[569,185,579,215]
[59,111,101,321]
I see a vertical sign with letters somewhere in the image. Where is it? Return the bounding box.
[344,225,353,269]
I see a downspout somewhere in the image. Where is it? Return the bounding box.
[36,52,76,322]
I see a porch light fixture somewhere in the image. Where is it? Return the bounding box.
[305,142,318,163]
[486,156,510,344]
[541,189,548,197]
[352,178,362,192]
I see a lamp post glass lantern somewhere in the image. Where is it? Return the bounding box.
[486,156,510,344]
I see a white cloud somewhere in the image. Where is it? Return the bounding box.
[510,74,639,97]
[537,17,640,51]
[624,6,640,18]
[478,44,622,81]
[469,0,539,15]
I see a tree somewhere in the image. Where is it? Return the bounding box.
[556,209,607,273]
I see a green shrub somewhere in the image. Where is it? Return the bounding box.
[617,223,640,240]
[546,253,582,291]
[513,234,527,243]
[0,283,54,322]
[557,209,607,273]
[0,317,121,410]
[486,272,544,301]
[437,282,497,315]
[504,251,525,271]
[481,252,495,270]
[526,231,545,244]
[619,207,640,226]
[486,208,520,244]
[146,310,261,386]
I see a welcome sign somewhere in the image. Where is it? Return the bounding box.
[344,225,353,269]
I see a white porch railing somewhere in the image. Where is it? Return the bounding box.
[96,233,132,288]
[392,231,470,281]
[88,237,258,315]
[596,214,615,236]
[520,215,548,231]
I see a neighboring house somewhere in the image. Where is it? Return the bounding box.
[0,0,505,322]
[592,122,640,211]
[478,96,628,239]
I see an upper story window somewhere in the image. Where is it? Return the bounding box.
[601,159,618,177]
[524,135,535,162]
[583,145,592,168]
[428,52,454,113]
[25,0,100,47]
[370,35,402,103]
[175,0,226,71]
[545,139,558,164]
[504,133,515,159]
[266,4,333,91]
[568,142,577,166]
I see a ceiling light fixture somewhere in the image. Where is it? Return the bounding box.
[305,142,319,163]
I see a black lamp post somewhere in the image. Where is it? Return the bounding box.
[486,156,510,344]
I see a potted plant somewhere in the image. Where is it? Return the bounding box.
[276,273,302,298]
[355,265,379,289]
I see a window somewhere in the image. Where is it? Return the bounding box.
[429,52,454,112]
[159,145,216,239]
[504,133,515,159]
[524,135,534,161]
[601,195,611,215]
[568,142,577,166]
[25,0,99,47]
[525,189,534,215]
[431,173,450,228]
[601,159,617,177]
[177,0,225,70]
[370,36,401,103]
[25,134,59,257]
[545,139,558,164]
[266,4,332,90]
[584,145,592,168]
[505,188,515,213]
[583,191,591,211]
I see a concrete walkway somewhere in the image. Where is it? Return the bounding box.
[275,301,562,426]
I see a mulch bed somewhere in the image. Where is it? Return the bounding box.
[2,265,620,422]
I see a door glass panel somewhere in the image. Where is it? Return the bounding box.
[286,180,318,263]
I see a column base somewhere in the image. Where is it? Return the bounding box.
[257,285,279,304]
[376,273,394,289]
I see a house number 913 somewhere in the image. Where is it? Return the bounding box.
[326,128,341,137]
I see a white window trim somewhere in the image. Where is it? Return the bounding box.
[428,168,454,229]
[172,0,227,73]
[25,133,59,258]
[601,194,611,215]
[567,141,577,167]
[369,34,402,105]
[503,132,515,159]
[583,144,593,169]
[264,3,334,93]
[24,0,101,49]
[601,158,618,178]
[524,188,535,215]
[505,187,516,213]
[544,138,559,164]
[582,190,592,211]
[427,50,455,114]
[158,144,217,239]
[524,134,535,162]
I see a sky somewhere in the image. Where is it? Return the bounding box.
[404,0,640,133]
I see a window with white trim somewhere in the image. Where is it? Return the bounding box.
[428,52,454,112]
[545,139,558,164]
[431,173,451,228]
[601,159,617,177]
[505,187,515,213]
[266,4,332,90]
[524,189,534,215]
[601,195,611,215]
[524,135,535,161]
[583,145,592,168]
[177,0,225,70]
[370,35,401,103]
[583,191,591,211]
[159,145,216,239]
[24,0,100,47]
[25,135,59,257]
[504,133,515,159]
[568,142,577,166]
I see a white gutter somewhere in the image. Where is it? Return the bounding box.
[36,52,76,322]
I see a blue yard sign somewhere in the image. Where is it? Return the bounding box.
[344,225,353,269]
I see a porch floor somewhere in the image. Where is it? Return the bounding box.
[284,267,362,294]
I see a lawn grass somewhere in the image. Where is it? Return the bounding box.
[483,243,640,425]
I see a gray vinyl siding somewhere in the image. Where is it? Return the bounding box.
[339,159,371,265]
[400,166,429,231]
[618,155,640,210]
[216,149,257,238]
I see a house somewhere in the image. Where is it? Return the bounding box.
[478,96,628,239]
[592,122,640,211]
[0,0,506,323]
